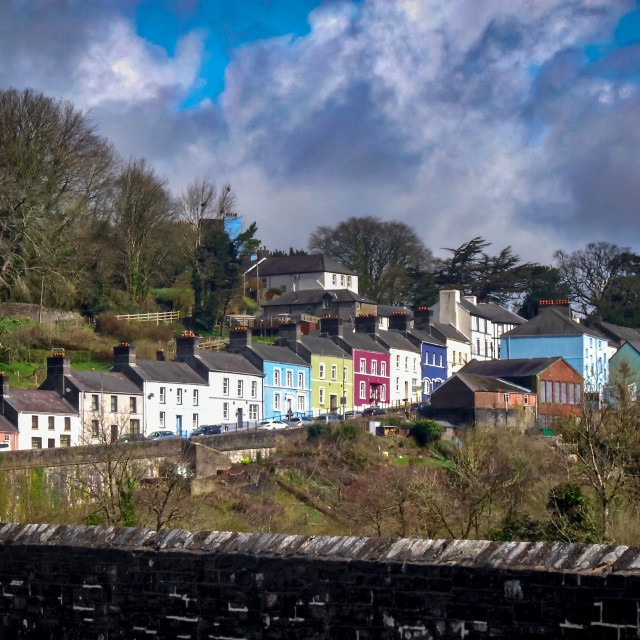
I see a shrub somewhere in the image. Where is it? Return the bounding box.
[407,420,443,447]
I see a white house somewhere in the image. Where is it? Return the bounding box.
[173,334,265,428]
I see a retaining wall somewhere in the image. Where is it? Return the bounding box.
[0,523,639,638]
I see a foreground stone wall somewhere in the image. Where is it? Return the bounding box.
[0,523,639,639]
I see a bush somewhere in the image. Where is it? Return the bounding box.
[407,420,443,447]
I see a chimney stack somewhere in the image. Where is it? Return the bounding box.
[413,307,434,330]
[389,311,409,332]
[228,327,252,352]
[277,321,302,347]
[320,316,343,338]
[156,349,166,362]
[113,343,136,369]
[355,314,378,336]
[539,299,573,318]
[176,332,199,359]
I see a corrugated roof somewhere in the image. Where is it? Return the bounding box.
[503,308,610,340]
[197,351,264,376]
[68,371,142,394]
[7,389,77,415]
[258,254,356,277]
[454,373,532,393]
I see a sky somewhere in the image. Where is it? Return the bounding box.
[1,0,640,265]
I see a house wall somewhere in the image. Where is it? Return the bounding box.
[538,359,583,425]
[447,339,471,376]
[311,354,352,415]
[474,390,535,410]
[265,271,359,295]
[609,343,640,384]
[17,412,80,451]
[263,361,311,420]
[77,391,144,443]
[421,343,447,399]
[206,370,264,427]
[388,348,421,404]
[352,349,390,409]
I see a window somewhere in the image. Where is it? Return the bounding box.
[380,386,386,402]
[452,351,456,364]
[331,365,337,380]
[48,439,55,448]
[524,395,529,405]
[64,417,71,431]
[298,372,304,388]
[540,382,546,403]
[319,363,325,379]
[274,369,281,386]
[249,404,259,420]
[343,366,348,382]
[503,393,509,403]
[554,382,560,403]
[286,370,293,387]
[546,381,553,403]
[130,397,137,413]
[159,411,165,427]
[360,359,366,373]
[48,416,54,431]
[347,276,352,287]
[223,378,230,395]
[193,389,199,406]
[251,380,258,398]
[274,395,281,411]
[177,388,183,405]
[60,435,70,448]
[223,402,230,420]
[192,414,198,428]
[476,339,480,355]
[372,361,377,375]
[395,378,399,392]
[360,381,366,399]
[340,275,345,286]
[238,380,244,397]
[31,437,42,450]
[91,420,99,436]
[575,384,581,403]
[91,394,99,411]
[319,387,325,405]
[281,285,286,293]
[2,435,7,443]
[130,419,140,434]
[561,383,567,404]
[396,355,400,368]
[159,387,166,404]
[297,396,305,412]
[332,274,337,285]
[381,362,387,376]
[110,396,117,412]
[32,416,38,430]
[405,357,409,371]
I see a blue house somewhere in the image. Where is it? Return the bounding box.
[388,312,447,401]
[228,328,311,420]
[609,340,640,385]
[500,301,615,394]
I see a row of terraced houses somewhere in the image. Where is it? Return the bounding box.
[1,254,639,450]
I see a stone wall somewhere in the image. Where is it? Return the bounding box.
[0,302,83,325]
[0,523,638,639]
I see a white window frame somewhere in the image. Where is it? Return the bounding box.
[319,387,325,405]
[331,364,337,380]
[274,394,281,411]
[298,372,304,388]
[360,359,366,373]
[297,396,305,412]
[223,402,230,420]
[223,378,229,396]
[193,389,199,406]
[274,369,281,386]
[159,387,165,404]
[251,380,258,398]
[159,411,165,427]
[319,363,325,379]
[176,388,183,405]
[360,381,366,399]
[238,379,244,397]
[286,370,293,387]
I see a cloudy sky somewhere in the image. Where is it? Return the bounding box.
[1,0,639,264]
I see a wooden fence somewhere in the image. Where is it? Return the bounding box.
[115,311,182,324]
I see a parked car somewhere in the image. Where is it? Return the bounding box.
[362,406,386,417]
[118,433,146,442]
[147,430,176,440]
[189,425,222,438]
[409,401,430,416]
[344,411,363,420]
[287,416,314,427]
[257,419,288,430]
[314,413,342,423]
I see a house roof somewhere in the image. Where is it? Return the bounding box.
[450,373,532,394]
[407,327,446,348]
[459,357,569,378]
[261,288,373,307]
[337,331,389,355]
[246,344,309,367]
[375,330,420,353]
[591,320,640,345]
[431,322,470,344]
[125,361,207,385]
[459,299,526,325]
[196,351,264,376]
[0,415,18,433]
[67,370,142,394]
[502,308,611,340]
[376,304,413,318]
[299,334,350,358]
[258,254,356,277]
[6,389,77,415]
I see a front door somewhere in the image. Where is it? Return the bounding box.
[176,415,182,437]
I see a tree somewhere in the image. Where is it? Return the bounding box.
[0,88,115,304]
[554,242,636,320]
[556,366,640,541]
[513,265,570,319]
[109,158,174,304]
[308,216,433,304]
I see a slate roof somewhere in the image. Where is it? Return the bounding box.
[258,254,356,277]
[502,308,611,340]
[591,320,640,345]
[459,357,566,378]
[67,371,142,394]
[261,288,373,307]
[407,327,446,348]
[246,344,309,367]
[196,351,264,376]
[459,299,526,325]
[451,373,532,394]
[126,361,207,385]
[0,415,18,433]
[374,330,420,353]
[431,322,470,344]
[299,334,350,357]
[337,331,389,355]
[7,389,77,414]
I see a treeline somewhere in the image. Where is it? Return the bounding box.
[2,88,640,328]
